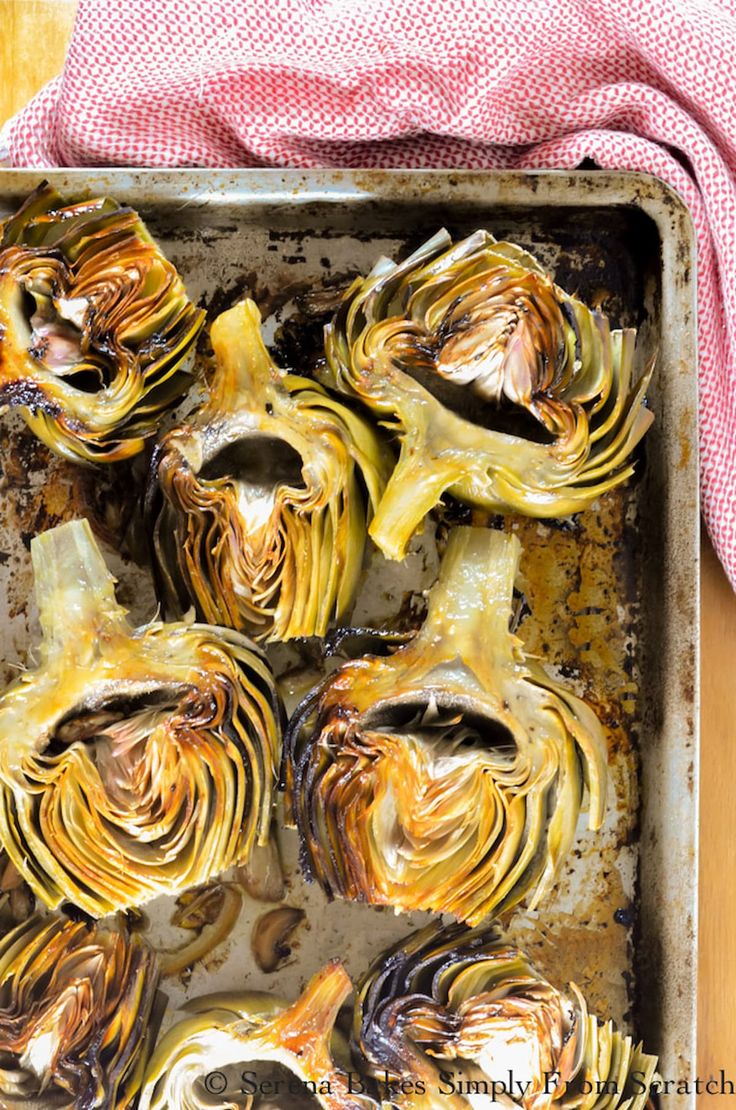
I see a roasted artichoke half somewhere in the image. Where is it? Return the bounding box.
[353,921,657,1110]
[147,298,390,642]
[0,518,281,916]
[139,961,375,1110]
[324,229,654,559]
[0,181,204,463]
[0,912,159,1109]
[285,526,607,924]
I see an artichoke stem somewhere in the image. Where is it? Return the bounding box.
[209,299,278,411]
[421,526,521,649]
[368,446,460,561]
[31,518,130,656]
[274,962,352,1057]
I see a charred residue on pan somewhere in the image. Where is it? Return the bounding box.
[506,481,644,1026]
[196,271,315,335]
[270,277,354,373]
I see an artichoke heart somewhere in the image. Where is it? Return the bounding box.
[285,527,607,924]
[0,518,281,917]
[353,921,658,1110]
[324,229,654,559]
[139,961,376,1110]
[0,912,160,1110]
[0,181,204,463]
[147,298,390,642]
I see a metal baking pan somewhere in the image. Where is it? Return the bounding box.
[0,169,699,1102]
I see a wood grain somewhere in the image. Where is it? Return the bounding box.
[0,0,77,125]
[698,533,736,1085]
[0,0,734,1091]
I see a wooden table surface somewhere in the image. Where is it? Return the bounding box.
[1,0,734,1091]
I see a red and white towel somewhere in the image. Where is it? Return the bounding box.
[2,0,734,581]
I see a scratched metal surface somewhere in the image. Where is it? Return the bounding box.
[0,171,698,1099]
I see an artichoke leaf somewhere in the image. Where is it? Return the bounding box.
[0,518,282,917]
[285,527,607,924]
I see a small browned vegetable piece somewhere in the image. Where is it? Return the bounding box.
[0,181,204,462]
[236,822,286,903]
[0,913,160,1109]
[251,905,305,973]
[159,883,244,978]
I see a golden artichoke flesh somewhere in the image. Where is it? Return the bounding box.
[0,518,281,916]
[0,912,159,1109]
[324,229,654,559]
[139,961,376,1110]
[147,298,390,642]
[0,181,204,463]
[285,526,607,924]
[353,921,657,1110]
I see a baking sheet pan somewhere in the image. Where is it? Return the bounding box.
[0,169,699,1102]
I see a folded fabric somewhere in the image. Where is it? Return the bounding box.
[1,0,734,583]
